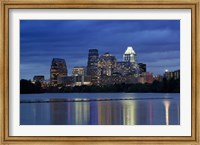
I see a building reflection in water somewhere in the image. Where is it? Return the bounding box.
[48,99,159,125]
[50,98,90,125]
[96,100,136,125]
[20,93,180,125]
[163,100,170,125]
[74,101,90,125]
[122,101,136,125]
[50,99,68,125]
[163,99,180,125]
[47,97,179,125]
[97,101,112,125]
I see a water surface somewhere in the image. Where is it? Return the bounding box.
[20,93,180,125]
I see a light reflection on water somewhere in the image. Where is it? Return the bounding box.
[163,100,170,125]
[20,93,180,125]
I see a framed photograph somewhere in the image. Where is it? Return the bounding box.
[0,0,199,144]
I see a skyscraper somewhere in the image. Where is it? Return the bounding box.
[87,49,99,76]
[114,46,139,76]
[50,58,68,86]
[98,52,117,76]
[123,46,136,62]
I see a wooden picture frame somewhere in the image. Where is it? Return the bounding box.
[0,0,199,144]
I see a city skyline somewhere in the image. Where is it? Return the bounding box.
[20,20,180,79]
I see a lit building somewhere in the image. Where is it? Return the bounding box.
[173,70,180,80]
[72,66,87,76]
[87,49,99,76]
[32,75,47,88]
[33,75,45,82]
[123,46,136,62]
[99,76,112,85]
[114,62,139,76]
[73,76,92,86]
[138,63,146,74]
[50,58,68,86]
[164,70,173,80]
[164,69,180,80]
[40,79,50,89]
[90,76,99,86]
[98,52,117,76]
[113,46,139,77]
[138,72,153,84]
[111,73,127,84]
[99,73,138,86]
[72,66,91,86]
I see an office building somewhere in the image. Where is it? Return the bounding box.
[164,69,180,80]
[98,52,117,76]
[173,70,180,80]
[114,61,139,76]
[87,49,99,76]
[164,70,174,80]
[113,46,139,76]
[99,73,138,85]
[33,75,45,82]
[72,66,87,76]
[50,58,68,86]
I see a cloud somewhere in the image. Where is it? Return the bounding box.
[20,20,180,79]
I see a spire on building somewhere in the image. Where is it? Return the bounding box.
[123,46,136,62]
[124,46,136,55]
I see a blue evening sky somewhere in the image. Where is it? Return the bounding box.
[20,20,180,80]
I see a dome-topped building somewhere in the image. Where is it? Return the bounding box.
[123,46,136,62]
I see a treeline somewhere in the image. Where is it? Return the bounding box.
[20,78,180,94]
[20,79,45,94]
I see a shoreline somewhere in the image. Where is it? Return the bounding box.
[20,97,173,103]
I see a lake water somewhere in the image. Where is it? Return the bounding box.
[20,93,180,125]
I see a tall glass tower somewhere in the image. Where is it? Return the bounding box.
[123,46,136,62]
[87,49,99,76]
[50,58,68,86]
